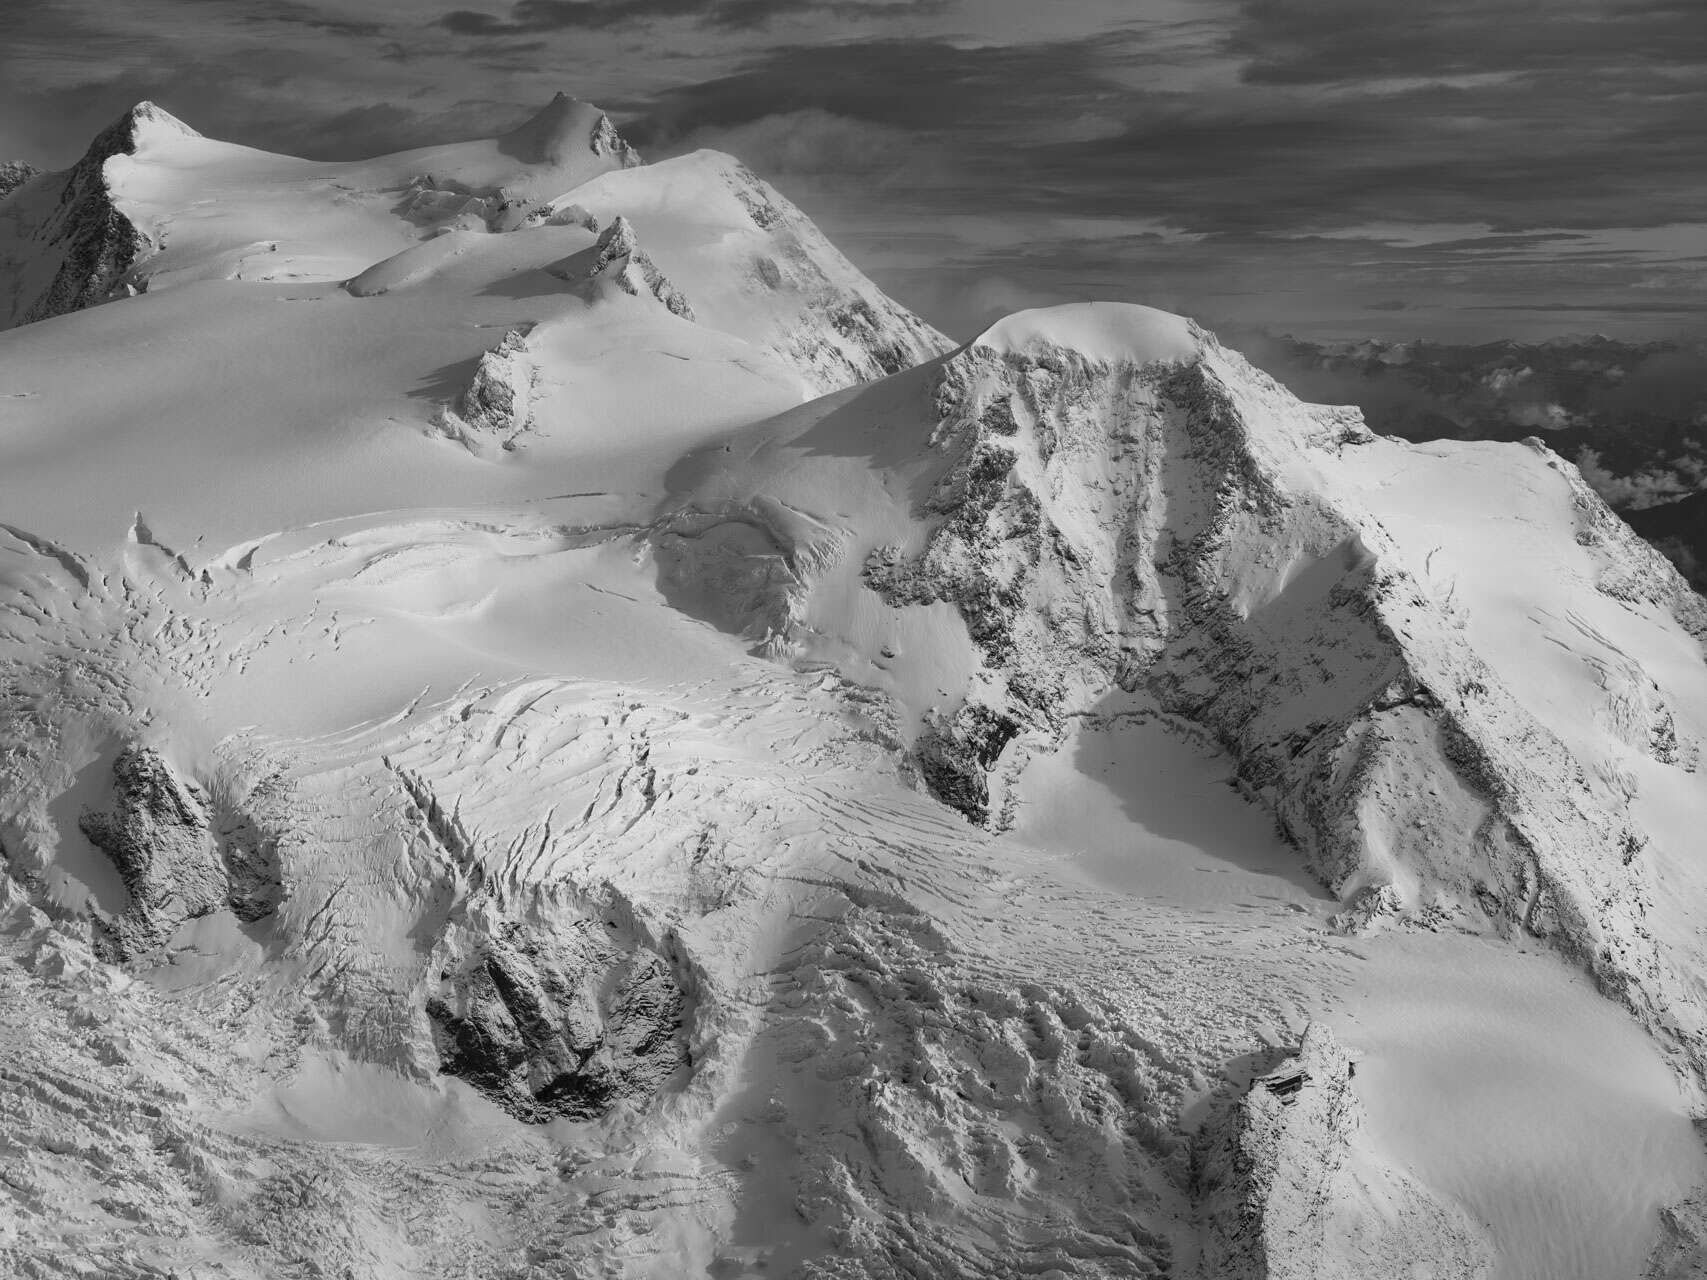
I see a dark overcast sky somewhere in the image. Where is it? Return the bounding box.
[2,0,1703,341]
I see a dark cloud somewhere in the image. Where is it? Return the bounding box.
[624,26,1706,236]
[1469,302,1707,314]
[1033,76,1707,232]
[439,0,699,34]
[611,20,1705,339]
[437,0,944,35]
[626,35,1137,138]
[219,0,389,37]
[1231,0,1707,85]
[1,0,1701,340]
[1,60,514,167]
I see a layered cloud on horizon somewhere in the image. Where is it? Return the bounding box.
[2,0,1701,340]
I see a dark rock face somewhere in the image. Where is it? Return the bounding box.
[0,161,39,201]
[430,326,539,448]
[79,747,274,957]
[9,105,194,328]
[426,920,688,1122]
[825,298,918,377]
[912,704,1019,824]
[213,779,286,925]
[458,327,536,438]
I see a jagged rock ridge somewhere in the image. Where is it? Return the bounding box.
[550,214,695,319]
[0,103,197,328]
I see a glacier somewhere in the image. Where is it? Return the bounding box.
[0,96,1704,1280]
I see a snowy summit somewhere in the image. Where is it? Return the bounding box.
[974,300,1203,366]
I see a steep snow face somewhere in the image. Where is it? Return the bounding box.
[569,151,954,393]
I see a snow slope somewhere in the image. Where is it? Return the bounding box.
[0,104,1704,1280]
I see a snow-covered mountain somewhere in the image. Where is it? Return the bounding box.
[1238,330,1707,590]
[2,99,1706,1280]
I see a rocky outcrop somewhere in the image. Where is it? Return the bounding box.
[0,161,39,201]
[463,327,536,437]
[551,214,695,319]
[431,326,538,448]
[911,703,1021,825]
[395,179,602,236]
[1,103,195,329]
[79,746,279,958]
[863,311,1707,1083]
[425,918,688,1122]
[520,200,598,233]
[393,174,531,233]
[1196,1024,1490,1278]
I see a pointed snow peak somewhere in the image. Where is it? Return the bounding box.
[973,302,1203,368]
[124,101,200,139]
[499,94,642,169]
[75,101,200,173]
[97,102,201,156]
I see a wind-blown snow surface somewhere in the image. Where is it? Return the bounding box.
[1,104,1706,1279]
